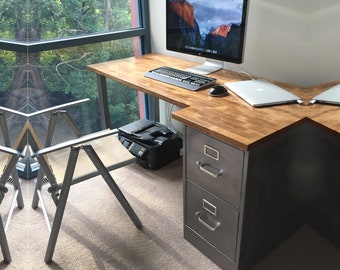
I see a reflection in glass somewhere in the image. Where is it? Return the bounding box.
[0,1,141,144]
[0,0,139,41]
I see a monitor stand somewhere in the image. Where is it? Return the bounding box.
[186,59,223,75]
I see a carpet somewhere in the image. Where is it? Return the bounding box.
[2,158,340,269]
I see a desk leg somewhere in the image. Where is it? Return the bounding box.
[83,145,142,228]
[96,74,111,129]
[44,148,79,263]
[144,94,159,121]
[0,214,11,263]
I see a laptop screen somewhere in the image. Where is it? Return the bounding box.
[310,84,340,105]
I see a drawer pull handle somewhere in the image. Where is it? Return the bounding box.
[196,161,223,178]
[195,211,221,231]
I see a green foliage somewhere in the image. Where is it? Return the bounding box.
[0,51,15,106]
[107,80,139,127]
[0,1,19,39]
[0,0,140,131]
[0,0,134,40]
[40,39,139,130]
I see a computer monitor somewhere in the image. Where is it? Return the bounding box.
[166,0,249,74]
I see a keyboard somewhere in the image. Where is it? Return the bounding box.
[144,66,216,91]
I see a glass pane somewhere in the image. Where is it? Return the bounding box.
[0,0,140,41]
[0,1,145,147]
[0,50,16,107]
[0,50,27,145]
[2,38,140,145]
[106,80,140,128]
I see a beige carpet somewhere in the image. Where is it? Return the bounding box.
[1,158,340,270]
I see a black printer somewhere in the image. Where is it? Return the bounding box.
[118,119,182,169]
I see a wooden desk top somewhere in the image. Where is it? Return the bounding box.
[88,53,340,150]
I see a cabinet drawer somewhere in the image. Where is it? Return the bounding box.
[185,181,239,261]
[185,127,244,209]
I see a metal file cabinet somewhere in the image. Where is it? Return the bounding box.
[184,126,246,270]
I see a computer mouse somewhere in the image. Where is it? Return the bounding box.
[208,85,229,97]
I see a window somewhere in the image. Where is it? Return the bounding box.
[0,0,150,145]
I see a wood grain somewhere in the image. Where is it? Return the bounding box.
[88,53,340,150]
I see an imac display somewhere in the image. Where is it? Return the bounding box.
[166,0,248,74]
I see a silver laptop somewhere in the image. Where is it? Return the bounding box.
[224,80,302,107]
[310,84,340,105]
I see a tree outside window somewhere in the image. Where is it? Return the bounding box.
[0,0,142,144]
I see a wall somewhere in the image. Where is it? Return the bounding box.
[149,0,340,87]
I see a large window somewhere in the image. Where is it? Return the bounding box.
[0,0,150,145]
[0,0,141,41]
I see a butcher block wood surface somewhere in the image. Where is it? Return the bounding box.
[88,53,340,150]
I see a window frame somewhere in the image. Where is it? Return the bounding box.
[0,28,150,53]
[0,0,152,129]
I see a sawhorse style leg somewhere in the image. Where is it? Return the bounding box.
[0,214,11,263]
[43,145,142,263]
[43,147,79,263]
[0,149,24,264]
[0,155,24,210]
[9,170,24,211]
[83,145,142,228]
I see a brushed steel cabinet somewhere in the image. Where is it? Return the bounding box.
[185,127,244,209]
[186,180,239,261]
[184,126,245,269]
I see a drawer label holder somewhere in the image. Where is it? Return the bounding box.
[204,144,220,160]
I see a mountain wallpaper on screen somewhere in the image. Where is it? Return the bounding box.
[168,0,241,58]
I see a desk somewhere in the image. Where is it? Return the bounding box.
[88,54,340,270]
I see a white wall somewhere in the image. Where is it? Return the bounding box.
[149,0,340,87]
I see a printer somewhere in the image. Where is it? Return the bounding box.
[118,119,182,169]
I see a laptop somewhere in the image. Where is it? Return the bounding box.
[224,80,302,107]
[310,84,340,105]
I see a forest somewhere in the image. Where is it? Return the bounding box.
[0,0,140,140]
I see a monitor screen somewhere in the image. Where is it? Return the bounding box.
[166,0,248,74]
